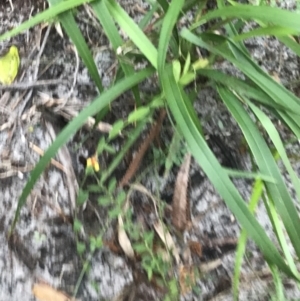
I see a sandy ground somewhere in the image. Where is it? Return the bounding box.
[1,0,300,300]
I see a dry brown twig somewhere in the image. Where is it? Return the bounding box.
[0,160,34,179]
[172,153,192,232]
[202,237,238,249]
[0,79,69,90]
[119,109,166,188]
[29,142,67,173]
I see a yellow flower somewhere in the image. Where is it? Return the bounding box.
[86,155,100,172]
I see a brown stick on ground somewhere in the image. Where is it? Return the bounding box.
[118,109,166,188]
[172,153,191,232]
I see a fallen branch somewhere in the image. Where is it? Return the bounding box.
[119,109,166,187]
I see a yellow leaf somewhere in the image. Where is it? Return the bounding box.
[0,45,20,85]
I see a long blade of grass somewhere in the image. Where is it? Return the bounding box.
[233,26,298,42]
[270,265,285,301]
[10,67,154,233]
[100,117,149,185]
[216,0,248,53]
[278,36,300,57]
[196,69,290,111]
[157,0,169,12]
[157,0,184,77]
[233,179,264,301]
[48,0,103,93]
[161,64,296,278]
[226,37,300,108]
[0,0,96,42]
[218,86,300,268]
[105,0,157,68]
[190,5,300,31]
[181,30,300,112]
[138,3,159,30]
[180,29,300,138]
[202,69,300,196]
[262,188,298,276]
[92,0,141,105]
[197,68,300,144]
[248,101,300,202]
[278,112,300,139]
[224,168,276,183]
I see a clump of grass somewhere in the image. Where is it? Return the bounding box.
[1,0,300,299]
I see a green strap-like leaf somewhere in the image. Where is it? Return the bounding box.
[92,0,141,105]
[190,4,300,31]
[233,179,264,301]
[105,0,157,68]
[0,0,96,42]
[218,86,300,268]
[248,101,300,203]
[157,0,184,79]
[48,0,103,93]
[180,29,300,139]
[161,64,297,279]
